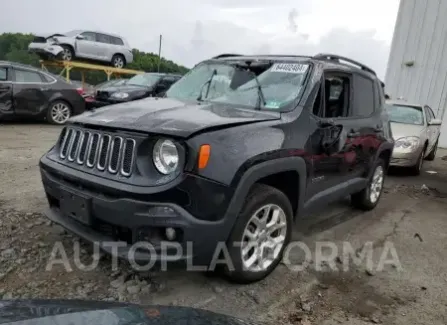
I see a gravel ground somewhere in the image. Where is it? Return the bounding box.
[1,123,447,324]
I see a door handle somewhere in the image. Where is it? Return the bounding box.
[40,87,49,91]
[0,86,10,90]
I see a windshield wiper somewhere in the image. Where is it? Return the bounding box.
[197,69,217,101]
[235,65,266,110]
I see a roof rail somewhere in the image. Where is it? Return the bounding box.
[313,53,376,76]
[254,54,313,59]
[212,54,244,59]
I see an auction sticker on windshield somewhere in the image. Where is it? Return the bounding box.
[270,63,309,74]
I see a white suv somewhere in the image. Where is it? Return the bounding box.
[29,30,134,68]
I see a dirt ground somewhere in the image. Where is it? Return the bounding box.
[1,123,447,325]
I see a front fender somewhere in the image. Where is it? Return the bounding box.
[213,156,307,242]
[370,140,394,176]
[187,121,293,185]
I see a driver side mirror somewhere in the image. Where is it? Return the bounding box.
[75,35,85,40]
[429,119,442,126]
[320,124,344,155]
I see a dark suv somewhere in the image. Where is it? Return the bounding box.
[39,53,394,283]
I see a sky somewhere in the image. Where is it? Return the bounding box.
[1,0,400,79]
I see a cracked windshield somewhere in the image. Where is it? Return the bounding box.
[1,0,447,324]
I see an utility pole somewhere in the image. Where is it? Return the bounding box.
[157,34,162,73]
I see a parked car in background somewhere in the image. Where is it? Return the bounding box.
[91,73,181,108]
[28,30,133,68]
[0,61,85,124]
[84,78,129,109]
[386,100,442,174]
[95,78,129,89]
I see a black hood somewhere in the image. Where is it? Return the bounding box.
[0,300,260,325]
[98,85,153,93]
[70,97,280,138]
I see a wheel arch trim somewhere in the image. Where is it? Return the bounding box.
[221,157,307,241]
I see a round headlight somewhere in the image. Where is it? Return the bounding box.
[153,139,179,175]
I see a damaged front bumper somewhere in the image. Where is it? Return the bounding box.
[39,154,234,266]
[390,148,422,167]
[28,42,64,57]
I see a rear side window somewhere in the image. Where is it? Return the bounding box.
[0,67,7,81]
[14,69,43,83]
[111,37,124,45]
[352,74,375,117]
[374,81,381,107]
[97,34,112,44]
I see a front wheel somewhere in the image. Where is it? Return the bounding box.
[224,184,293,284]
[351,159,385,211]
[425,140,438,161]
[47,100,72,125]
[410,148,425,175]
[59,45,74,62]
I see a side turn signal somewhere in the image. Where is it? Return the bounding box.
[198,144,211,169]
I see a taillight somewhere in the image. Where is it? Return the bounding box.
[76,87,84,96]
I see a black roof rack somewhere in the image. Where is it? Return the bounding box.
[313,53,376,76]
[212,54,313,60]
[212,54,244,59]
[254,54,312,58]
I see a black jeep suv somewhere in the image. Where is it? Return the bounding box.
[39,53,394,283]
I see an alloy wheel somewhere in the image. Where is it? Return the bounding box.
[114,57,124,68]
[241,204,288,272]
[369,165,384,204]
[50,102,71,124]
[62,48,72,61]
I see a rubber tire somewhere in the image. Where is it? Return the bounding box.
[351,158,386,211]
[59,45,74,62]
[410,148,425,176]
[46,100,72,125]
[224,183,293,284]
[111,54,125,68]
[425,140,438,161]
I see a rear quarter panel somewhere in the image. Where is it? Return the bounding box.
[47,80,86,115]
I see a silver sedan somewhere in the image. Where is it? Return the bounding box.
[386,100,442,174]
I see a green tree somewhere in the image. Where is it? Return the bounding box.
[0,32,189,85]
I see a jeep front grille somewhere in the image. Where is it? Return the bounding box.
[59,127,136,177]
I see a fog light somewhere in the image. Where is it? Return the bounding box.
[165,227,176,241]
